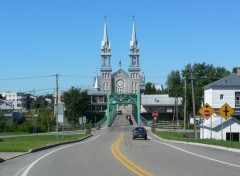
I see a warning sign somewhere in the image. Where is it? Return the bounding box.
[198,103,215,120]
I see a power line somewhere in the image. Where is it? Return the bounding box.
[0,75,54,81]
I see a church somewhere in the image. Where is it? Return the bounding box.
[93,18,145,94]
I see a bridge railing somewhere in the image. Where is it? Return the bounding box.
[97,116,107,127]
[140,115,151,126]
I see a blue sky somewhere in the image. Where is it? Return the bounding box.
[0,0,239,95]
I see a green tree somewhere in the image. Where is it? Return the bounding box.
[0,109,7,131]
[166,70,183,97]
[181,63,230,116]
[144,82,157,94]
[31,96,48,109]
[61,87,90,126]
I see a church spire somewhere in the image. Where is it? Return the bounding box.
[94,75,100,91]
[131,16,137,42]
[101,16,110,49]
[103,16,108,42]
[130,16,138,48]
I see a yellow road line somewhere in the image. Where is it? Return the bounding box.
[111,133,155,176]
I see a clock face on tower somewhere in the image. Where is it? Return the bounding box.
[117,79,124,87]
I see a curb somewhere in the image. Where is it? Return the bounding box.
[0,134,92,163]
[150,132,240,154]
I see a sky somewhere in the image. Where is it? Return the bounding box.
[0,0,240,95]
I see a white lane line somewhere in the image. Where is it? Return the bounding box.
[21,135,100,176]
[151,139,240,168]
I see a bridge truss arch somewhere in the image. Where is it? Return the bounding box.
[107,93,140,126]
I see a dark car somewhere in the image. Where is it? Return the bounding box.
[117,110,122,115]
[133,127,148,140]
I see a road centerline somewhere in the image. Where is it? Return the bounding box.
[111,133,155,176]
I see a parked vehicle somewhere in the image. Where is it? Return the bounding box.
[133,127,148,140]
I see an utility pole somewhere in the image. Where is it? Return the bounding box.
[184,77,187,130]
[55,74,59,140]
[190,75,197,139]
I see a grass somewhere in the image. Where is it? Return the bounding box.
[0,134,89,152]
[154,131,240,149]
[0,132,29,136]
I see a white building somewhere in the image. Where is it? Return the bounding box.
[201,68,240,141]
[0,92,31,111]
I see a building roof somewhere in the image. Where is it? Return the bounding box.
[112,68,129,78]
[203,73,240,89]
[141,95,182,106]
[87,89,106,96]
[203,115,240,131]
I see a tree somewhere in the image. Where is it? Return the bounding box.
[144,82,157,94]
[31,96,48,109]
[61,87,90,126]
[166,70,183,97]
[181,63,230,116]
[0,109,7,131]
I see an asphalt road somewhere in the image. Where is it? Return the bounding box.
[0,115,240,176]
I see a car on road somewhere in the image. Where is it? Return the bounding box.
[117,110,122,115]
[132,127,148,140]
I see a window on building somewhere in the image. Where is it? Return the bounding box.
[235,92,240,107]
[103,82,106,92]
[220,94,224,100]
[107,82,109,91]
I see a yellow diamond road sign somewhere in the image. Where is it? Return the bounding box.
[198,103,215,120]
[218,103,234,120]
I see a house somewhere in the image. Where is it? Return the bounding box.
[201,68,240,141]
[0,99,14,124]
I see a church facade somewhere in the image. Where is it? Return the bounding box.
[93,18,145,94]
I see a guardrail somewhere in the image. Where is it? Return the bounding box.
[140,115,150,126]
[97,116,107,127]
[149,121,182,129]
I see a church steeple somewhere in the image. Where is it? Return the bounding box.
[131,16,137,44]
[129,17,140,94]
[101,16,110,50]
[94,74,100,91]
[129,16,140,69]
[100,17,112,93]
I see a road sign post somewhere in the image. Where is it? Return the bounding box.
[198,103,215,139]
[218,103,234,140]
[152,111,158,132]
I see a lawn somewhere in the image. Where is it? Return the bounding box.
[154,131,240,149]
[0,134,89,152]
[0,132,29,136]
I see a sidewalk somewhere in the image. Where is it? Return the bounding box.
[0,152,28,161]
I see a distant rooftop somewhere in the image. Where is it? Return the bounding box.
[203,73,240,89]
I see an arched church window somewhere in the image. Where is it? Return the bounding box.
[132,57,136,66]
[104,57,108,66]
